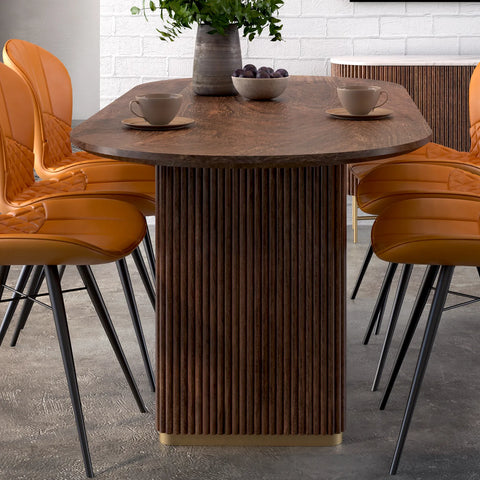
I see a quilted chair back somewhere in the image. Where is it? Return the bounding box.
[469,62,480,157]
[3,39,73,176]
[0,62,36,210]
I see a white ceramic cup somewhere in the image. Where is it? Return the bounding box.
[129,93,183,125]
[336,85,388,116]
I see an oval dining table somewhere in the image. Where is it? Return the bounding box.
[71,76,431,447]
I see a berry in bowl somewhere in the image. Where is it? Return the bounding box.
[232,65,289,100]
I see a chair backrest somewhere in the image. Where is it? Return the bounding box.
[469,63,480,156]
[2,39,73,175]
[0,62,37,210]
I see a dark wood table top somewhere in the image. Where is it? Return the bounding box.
[71,76,431,169]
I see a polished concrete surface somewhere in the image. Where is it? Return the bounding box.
[1,225,479,480]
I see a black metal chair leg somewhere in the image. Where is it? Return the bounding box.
[351,243,374,299]
[372,264,413,391]
[76,265,148,412]
[0,265,10,300]
[115,258,156,391]
[44,265,94,478]
[389,265,454,475]
[0,265,33,345]
[131,247,155,310]
[363,262,398,345]
[10,265,66,347]
[143,228,156,284]
[380,265,440,410]
[10,265,45,346]
[375,290,389,336]
[59,264,67,278]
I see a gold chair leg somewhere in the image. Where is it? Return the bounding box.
[352,195,358,243]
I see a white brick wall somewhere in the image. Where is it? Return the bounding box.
[100,0,480,108]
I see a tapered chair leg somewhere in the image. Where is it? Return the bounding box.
[115,258,156,391]
[380,265,440,410]
[143,229,156,284]
[363,262,398,345]
[375,291,389,336]
[0,265,33,345]
[352,195,359,244]
[44,265,94,478]
[351,243,374,299]
[10,265,45,346]
[10,265,66,347]
[77,265,148,411]
[389,265,454,475]
[372,264,413,391]
[131,247,155,310]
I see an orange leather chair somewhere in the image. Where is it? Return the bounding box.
[0,199,148,478]
[350,62,480,394]
[350,61,480,297]
[371,196,480,475]
[0,48,156,389]
[2,38,157,278]
[357,164,480,391]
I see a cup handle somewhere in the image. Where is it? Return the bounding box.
[374,91,388,110]
[129,100,145,119]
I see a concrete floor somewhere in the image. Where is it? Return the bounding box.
[1,225,480,480]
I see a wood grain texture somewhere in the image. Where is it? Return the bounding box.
[71,76,431,169]
[156,165,346,437]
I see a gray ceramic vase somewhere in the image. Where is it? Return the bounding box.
[192,23,242,96]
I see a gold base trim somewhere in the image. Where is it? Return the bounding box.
[159,433,343,447]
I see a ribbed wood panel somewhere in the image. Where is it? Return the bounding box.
[156,165,345,437]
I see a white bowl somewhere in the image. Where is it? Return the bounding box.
[231,76,289,100]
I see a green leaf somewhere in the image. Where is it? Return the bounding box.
[132,0,285,42]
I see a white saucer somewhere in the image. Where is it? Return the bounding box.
[121,116,195,130]
[326,107,393,120]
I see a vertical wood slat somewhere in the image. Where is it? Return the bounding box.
[331,62,475,197]
[194,168,203,434]
[157,165,345,436]
[186,168,195,434]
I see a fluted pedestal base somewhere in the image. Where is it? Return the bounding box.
[155,165,346,443]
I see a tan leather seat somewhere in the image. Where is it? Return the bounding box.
[372,197,480,266]
[1,198,146,265]
[357,163,480,215]
[350,142,471,182]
